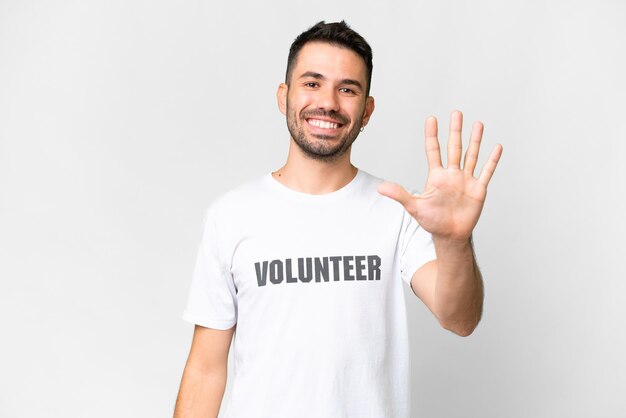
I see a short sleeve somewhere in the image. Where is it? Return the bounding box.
[399,203,437,288]
[182,208,238,330]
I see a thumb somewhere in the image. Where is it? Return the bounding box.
[377,181,415,208]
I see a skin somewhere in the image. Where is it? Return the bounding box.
[275,42,374,194]
[378,112,503,336]
[283,45,369,163]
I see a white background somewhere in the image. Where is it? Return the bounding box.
[1,1,624,417]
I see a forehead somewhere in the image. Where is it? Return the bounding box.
[291,41,367,83]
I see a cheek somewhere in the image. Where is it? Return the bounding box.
[346,105,365,122]
[289,90,317,108]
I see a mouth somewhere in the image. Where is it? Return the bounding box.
[305,118,344,130]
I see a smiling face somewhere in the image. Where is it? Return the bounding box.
[278,42,375,162]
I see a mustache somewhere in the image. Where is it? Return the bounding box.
[301,109,348,125]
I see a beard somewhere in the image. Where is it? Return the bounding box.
[286,102,364,162]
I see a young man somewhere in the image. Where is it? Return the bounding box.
[174,21,502,418]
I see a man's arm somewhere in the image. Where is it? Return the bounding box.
[410,237,483,337]
[378,111,501,337]
[173,324,235,418]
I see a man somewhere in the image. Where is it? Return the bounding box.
[174,21,502,418]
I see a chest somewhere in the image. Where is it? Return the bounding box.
[227,204,404,301]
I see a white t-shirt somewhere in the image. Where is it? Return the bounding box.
[182,168,437,418]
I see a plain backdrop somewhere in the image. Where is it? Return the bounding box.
[1,1,625,417]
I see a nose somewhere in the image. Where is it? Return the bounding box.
[315,86,340,111]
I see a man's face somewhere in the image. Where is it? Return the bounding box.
[278,42,375,162]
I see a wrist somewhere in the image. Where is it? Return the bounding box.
[432,234,473,249]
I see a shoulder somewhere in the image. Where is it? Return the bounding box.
[354,169,395,203]
[354,169,419,224]
[204,173,270,220]
[357,168,424,196]
[356,169,385,189]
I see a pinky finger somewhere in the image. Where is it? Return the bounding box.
[477,144,503,186]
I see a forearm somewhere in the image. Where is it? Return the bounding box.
[173,364,227,418]
[432,235,484,336]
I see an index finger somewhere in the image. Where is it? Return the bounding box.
[477,144,503,186]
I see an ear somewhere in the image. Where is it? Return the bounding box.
[277,83,288,115]
[361,96,375,127]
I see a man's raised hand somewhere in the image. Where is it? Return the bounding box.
[377,110,503,243]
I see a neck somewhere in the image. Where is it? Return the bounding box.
[272,139,358,195]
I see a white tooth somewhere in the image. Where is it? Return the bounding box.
[309,119,338,129]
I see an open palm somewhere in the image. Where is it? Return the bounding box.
[378,110,503,243]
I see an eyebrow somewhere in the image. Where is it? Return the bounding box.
[298,71,363,91]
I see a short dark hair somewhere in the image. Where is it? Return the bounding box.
[285,20,373,96]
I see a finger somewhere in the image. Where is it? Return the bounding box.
[377,181,415,209]
[424,116,442,171]
[477,144,503,186]
[447,110,463,168]
[463,121,484,175]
